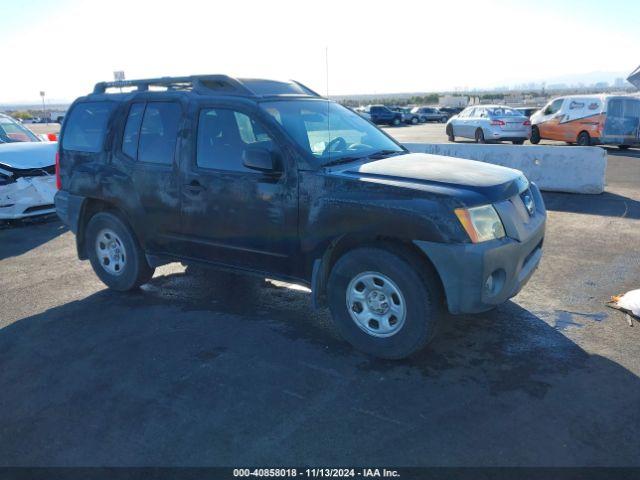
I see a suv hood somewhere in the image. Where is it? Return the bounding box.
[340,152,528,204]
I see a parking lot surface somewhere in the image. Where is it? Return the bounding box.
[1,124,639,466]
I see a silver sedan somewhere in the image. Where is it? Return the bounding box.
[446,105,531,144]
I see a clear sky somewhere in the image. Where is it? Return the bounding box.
[1,0,638,103]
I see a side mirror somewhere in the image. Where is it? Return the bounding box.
[243,147,281,174]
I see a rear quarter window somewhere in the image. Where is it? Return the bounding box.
[62,102,115,152]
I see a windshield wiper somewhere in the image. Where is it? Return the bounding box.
[322,156,366,168]
[367,149,405,159]
[322,150,405,168]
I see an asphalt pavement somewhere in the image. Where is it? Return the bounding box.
[1,125,639,467]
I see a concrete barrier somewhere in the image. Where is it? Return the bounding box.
[404,143,607,194]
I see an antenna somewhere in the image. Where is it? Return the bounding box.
[325,46,332,161]
[325,46,329,98]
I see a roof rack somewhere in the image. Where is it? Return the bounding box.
[628,65,640,90]
[92,75,322,98]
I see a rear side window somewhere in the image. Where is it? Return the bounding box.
[62,102,114,152]
[138,102,181,165]
[122,103,145,159]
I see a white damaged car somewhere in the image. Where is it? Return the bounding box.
[0,142,58,220]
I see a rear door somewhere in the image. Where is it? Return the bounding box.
[603,97,640,145]
[108,100,184,253]
[178,102,298,276]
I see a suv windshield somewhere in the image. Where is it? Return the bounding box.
[260,100,403,165]
[0,116,40,143]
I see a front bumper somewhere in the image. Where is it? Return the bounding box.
[414,185,546,314]
[0,176,56,220]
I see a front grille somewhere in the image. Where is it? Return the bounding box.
[523,240,543,267]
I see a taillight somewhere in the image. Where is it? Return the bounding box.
[55,151,61,190]
[47,133,58,142]
[490,119,505,126]
[523,120,531,126]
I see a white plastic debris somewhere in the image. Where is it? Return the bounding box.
[0,141,57,220]
[613,290,640,317]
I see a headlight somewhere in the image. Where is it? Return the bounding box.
[454,205,505,243]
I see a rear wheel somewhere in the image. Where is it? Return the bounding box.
[619,145,631,150]
[440,116,448,123]
[392,118,401,126]
[86,212,155,291]
[327,246,442,359]
[446,124,455,142]
[475,128,486,144]
[512,140,525,145]
[530,126,541,144]
[577,131,591,146]
[410,116,418,125]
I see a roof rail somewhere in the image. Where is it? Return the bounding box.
[92,75,257,96]
[290,80,322,97]
[628,65,640,90]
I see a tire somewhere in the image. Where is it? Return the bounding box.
[446,124,455,142]
[577,131,591,146]
[530,126,541,144]
[619,145,631,150]
[512,140,525,145]
[475,128,486,144]
[440,116,448,123]
[85,211,155,291]
[327,246,442,359]
[411,116,418,125]
[392,118,401,126]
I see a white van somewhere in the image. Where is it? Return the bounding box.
[530,94,640,149]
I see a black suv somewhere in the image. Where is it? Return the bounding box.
[368,105,404,126]
[55,75,546,359]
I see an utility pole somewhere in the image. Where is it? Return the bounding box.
[40,91,46,124]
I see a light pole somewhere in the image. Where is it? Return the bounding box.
[40,91,46,124]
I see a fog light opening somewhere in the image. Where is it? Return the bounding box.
[485,269,506,297]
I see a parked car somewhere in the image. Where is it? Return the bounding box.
[391,107,420,125]
[0,113,42,143]
[353,107,371,121]
[446,105,531,144]
[439,107,465,117]
[515,107,539,119]
[530,95,640,149]
[55,75,546,359]
[411,106,448,123]
[364,105,404,126]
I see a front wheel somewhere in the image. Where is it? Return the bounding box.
[327,246,442,359]
[619,145,631,150]
[440,116,448,123]
[392,118,401,126]
[530,126,541,144]
[512,140,525,145]
[411,116,418,125]
[86,211,155,291]
[446,124,455,142]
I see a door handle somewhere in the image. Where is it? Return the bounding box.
[184,180,205,195]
